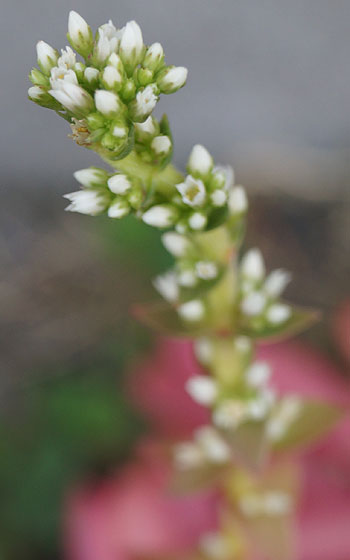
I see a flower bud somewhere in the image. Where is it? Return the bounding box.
[107,174,132,194]
[108,53,124,73]
[108,199,130,218]
[266,303,291,324]
[136,67,154,87]
[161,232,190,257]
[151,135,172,156]
[28,85,60,109]
[210,189,227,207]
[188,144,213,177]
[84,67,99,86]
[188,212,207,231]
[119,20,144,72]
[95,90,122,117]
[186,375,217,406]
[67,11,93,57]
[86,112,105,130]
[153,271,179,303]
[101,65,123,90]
[178,300,205,322]
[63,190,108,215]
[157,66,188,94]
[228,185,248,214]
[49,83,94,116]
[129,85,158,122]
[29,67,49,87]
[36,41,59,75]
[142,204,178,228]
[73,167,108,187]
[264,269,291,298]
[241,249,265,281]
[134,116,158,141]
[143,42,164,72]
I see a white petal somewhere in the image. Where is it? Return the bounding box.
[107,174,132,194]
[241,249,265,280]
[228,185,248,214]
[68,11,90,42]
[264,269,291,298]
[241,291,266,316]
[153,271,179,302]
[178,300,205,321]
[142,205,176,228]
[266,303,291,324]
[95,89,121,116]
[161,232,190,257]
[186,376,217,405]
[188,144,213,176]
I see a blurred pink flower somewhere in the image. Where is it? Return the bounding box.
[65,337,350,560]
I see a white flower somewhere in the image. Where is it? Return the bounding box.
[107,199,130,218]
[134,116,157,138]
[188,144,213,176]
[194,337,213,366]
[245,361,271,388]
[107,174,132,194]
[58,46,76,69]
[50,66,78,89]
[84,67,99,84]
[151,135,172,155]
[119,20,144,69]
[99,19,122,51]
[240,291,266,316]
[212,165,234,191]
[195,261,218,280]
[143,42,164,72]
[142,204,177,228]
[68,11,92,55]
[174,442,204,470]
[177,269,197,287]
[266,303,292,324]
[157,66,188,93]
[241,248,265,281]
[176,175,206,207]
[188,212,207,230]
[49,82,93,115]
[153,271,179,302]
[210,189,227,207]
[264,269,291,298]
[178,299,205,321]
[95,90,122,116]
[161,232,190,257]
[195,426,231,464]
[102,65,123,89]
[36,41,58,74]
[130,85,158,121]
[213,399,247,429]
[108,52,123,71]
[69,119,91,146]
[186,375,217,405]
[28,86,45,100]
[228,185,248,214]
[94,24,122,66]
[73,167,107,187]
[64,190,107,215]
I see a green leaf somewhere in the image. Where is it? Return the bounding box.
[240,305,320,342]
[273,400,344,454]
[223,420,269,471]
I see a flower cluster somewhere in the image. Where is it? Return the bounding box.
[28,11,187,158]
[239,248,292,329]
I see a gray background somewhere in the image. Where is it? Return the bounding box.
[2,0,350,193]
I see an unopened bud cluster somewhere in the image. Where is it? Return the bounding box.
[29,11,187,158]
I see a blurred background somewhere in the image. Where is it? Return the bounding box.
[1,1,349,558]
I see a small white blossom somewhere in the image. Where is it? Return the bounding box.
[58,46,76,69]
[199,532,230,560]
[241,249,265,281]
[102,65,123,89]
[130,85,158,121]
[188,212,207,230]
[50,66,78,89]
[213,399,247,429]
[241,291,266,316]
[153,271,179,302]
[186,375,218,405]
[161,232,190,257]
[174,442,204,470]
[266,303,292,324]
[68,11,92,55]
[194,337,213,366]
[142,204,177,228]
[84,67,99,84]
[119,20,144,69]
[245,361,271,388]
[188,144,213,176]
[196,261,218,280]
[143,42,164,72]
[151,135,172,155]
[94,24,121,66]
[28,86,45,100]
[64,190,107,215]
[157,66,188,93]
[210,189,227,207]
[176,175,206,207]
[228,185,248,214]
[264,269,291,298]
[49,82,93,115]
[212,165,234,191]
[178,299,205,321]
[107,174,132,194]
[134,116,157,138]
[177,269,197,287]
[36,40,58,74]
[195,426,231,464]
[107,199,130,218]
[95,90,122,116]
[73,168,107,187]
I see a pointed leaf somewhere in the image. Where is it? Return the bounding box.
[223,420,269,472]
